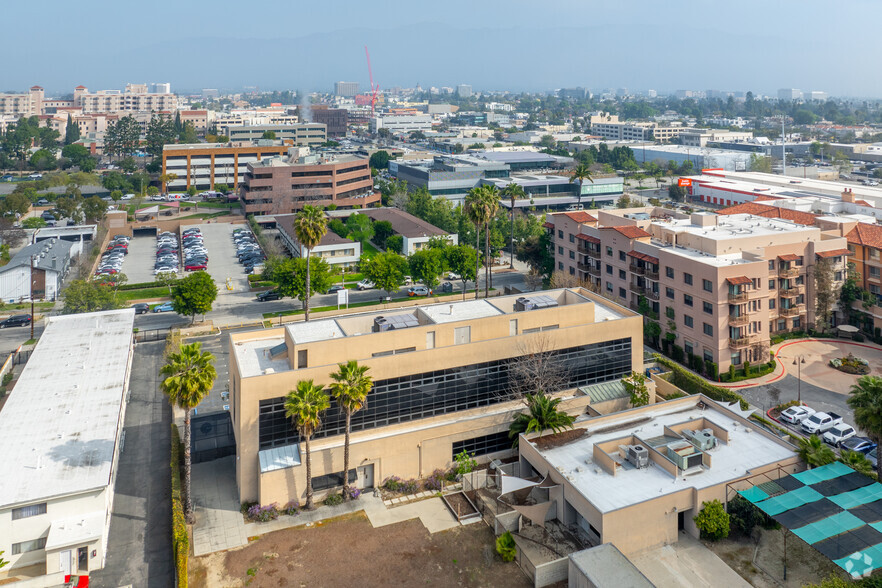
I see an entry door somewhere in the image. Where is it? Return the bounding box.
[77,546,88,572]
[357,464,374,489]
[59,550,72,575]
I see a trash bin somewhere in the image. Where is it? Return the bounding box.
[441,282,453,293]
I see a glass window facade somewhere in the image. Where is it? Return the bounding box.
[452,431,511,459]
[258,338,632,449]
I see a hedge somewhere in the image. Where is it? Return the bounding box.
[119,279,178,291]
[654,355,749,410]
[171,424,188,588]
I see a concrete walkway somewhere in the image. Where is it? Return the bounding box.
[631,533,751,588]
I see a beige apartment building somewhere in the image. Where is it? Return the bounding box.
[547,208,850,371]
[588,113,686,143]
[73,84,176,114]
[0,86,45,117]
[228,289,642,506]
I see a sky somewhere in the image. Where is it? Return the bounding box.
[3,0,881,98]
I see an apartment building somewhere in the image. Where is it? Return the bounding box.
[225,123,327,146]
[588,114,686,143]
[0,86,45,117]
[240,147,377,214]
[162,142,293,191]
[73,84,176,114]
[546,208,850,371]
[228,289,642,505]
[276,214,361,268]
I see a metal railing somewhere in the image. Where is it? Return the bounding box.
[779,268,799,278]
[780,305,805,317]
[728,315,749,327]
[728,292,749,302]
[629,264,645,275]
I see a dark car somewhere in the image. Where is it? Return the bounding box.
[41,211,56,221]
[327,285,345,294]
[256,290,281,302]
[0,314,32,328]
[132,303,150,315]
[841,436,877,455]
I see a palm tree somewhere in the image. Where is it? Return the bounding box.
[481,185,501,296]
[840,450,874,476]
[502,183,526,270]
[292,205,328,321]
[464,188,488,300]
[569,163,594,209]
[508,393,576,447]
[797,435,836,470]
[329,361,373,501]
[160,342,217,523]
[285,380,331,510]
[848,375,882,478]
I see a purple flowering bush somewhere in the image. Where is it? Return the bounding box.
[282,500,300,516]
[345,487,361,500]
[382,476,403,492]
[425,469,446,492]
[245,503,280,522]
[401,478,419,494]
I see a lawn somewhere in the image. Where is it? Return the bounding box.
[177,210,232,220]
[194,201,239,209]
[261,288,486,319]
[116,287,171,302]
[360,242,380,259]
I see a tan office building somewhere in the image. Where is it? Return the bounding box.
[547,208,850,371]
[228,289,643,506]
[161,142,293,191]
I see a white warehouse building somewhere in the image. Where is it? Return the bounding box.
[0,239,73,303]
[0,309,135,585]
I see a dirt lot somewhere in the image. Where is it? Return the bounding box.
[190,513,531,588]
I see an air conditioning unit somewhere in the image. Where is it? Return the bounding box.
[628,444,649,469]
[683,429,716,451]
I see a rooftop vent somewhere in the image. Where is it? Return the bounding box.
[372,313,420,333]
[514,295,559,312]
[627,444,649,469]
[683,428,717,451]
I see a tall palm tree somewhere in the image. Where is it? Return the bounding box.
[481,185,501,296]
[569,163,594,209]
[848,375,882,478]
[292,205,328,321]
[285,380,331,510]
[329,361,373,501]
[160,342,217,523]
[464,188,488,300]
[508,393,576,447]
[797,435,836,470]
[502,183,526,270]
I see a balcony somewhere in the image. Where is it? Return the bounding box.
[728,314,750,327]
[587,264,600,276]
[779,305,805,317]
[629,283,647,296]
[729,335,757,349]
[646,289,660,301]
[577,262,593,273]
[646,269,660,281]
[728,292,749,303]
[629,264,646,276]
[587,249,601,259]
[780,286,803,297]
[779,268,799,278]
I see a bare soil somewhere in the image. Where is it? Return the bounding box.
[444,491,479,520]
[189,512,531,588]
[532,429,586,450]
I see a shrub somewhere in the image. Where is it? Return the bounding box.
[854,333,865,342]
[655,355,749,410]
[240,500,258,515]
[672,344,684,363]
[382,476,403,492]
[324,492,344,506]
[728,495,778,537]
[707,361,718,380]
[728,364,736,380]
[694,499,730,541]
[693,356,704,376]
[454,449,478,476]
[345,487,361,500]
[170,424,188,588]
[623,371,650,407]
[282,500,300,516]
[425,469,447,492]
[496,531,517,562]
[401,479,420,494]
[245,503,280,522]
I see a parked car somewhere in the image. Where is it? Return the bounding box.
[184,263,207,271]
[447,272,461,280]
[1,174,14,182]
[36,198,49,206]
[841,436,877,455]
[408,286,432,297]
[869,448,879,469]
[356,279,375,290]
[256,290,281,302]
[779,405,816,425]
[327,285,345,294]
[132,303,150,315]
[0,314,32,328]
[823,423,857,447]
[28,173,43,180]
[802,412,844,435]
[152,302,175,313]
[41,211,56,221]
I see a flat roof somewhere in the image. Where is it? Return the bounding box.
[569,543,654,588]
[0,309,134,508]
[275,214,355,247]
[535,397,795,514]
[326,207,449,239]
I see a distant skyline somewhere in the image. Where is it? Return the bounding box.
[4,0,881,98]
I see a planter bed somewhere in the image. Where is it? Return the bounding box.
[441,490,480,521]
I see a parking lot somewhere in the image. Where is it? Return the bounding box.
[125,234,161,284]
[198,223,253,294]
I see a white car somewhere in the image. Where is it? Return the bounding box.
[779,405,816,425]
[28,173,43,180]
[823,424,857,447]
[356,279,375,290]
[121,193,135,200]
[447,272,461,280]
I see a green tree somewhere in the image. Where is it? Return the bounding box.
[61,143,91,168]
[444,244,478,299]
[797,435,836,469]
[345,213,374,246]
[668,184,686,202]
[145,114,176,158]
[328,218,347,238]
[172,270,218,324]
[62,280,121,314]
[180,122,198,144]
[622,372,650,407]
[848,375,882,479]
[54,193,84,224]
[292,205,328,321]
[1,192,32,216]
[516,233,554,280]
[329,361,373,501]
[369,150,391,170]
[110,190,123,203]
[38,126,60,150]
[82,195,108,222]
[64,114,80,145]
[408,248,445,292]
[214,183,229,194]
[119,157,137,174]
[464,188,489,299]
[508,393,576,447]
[839,450,874,476]
[160,342,217,523]
[22,216,47,229]
[146,186,159,197]
[272,257,332,309]
[285,380,331,509]
[155,271,179,296]
[361,251,409,296]
[384,234,403,254]
[569,163,593,209]
[693,500,730,541]
[159,173,178,194]
[261,130,277,140]
[29,149,57,171]
[749,153,772,173]
[372,220,394,248]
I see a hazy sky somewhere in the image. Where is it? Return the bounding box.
[4,0,881,98]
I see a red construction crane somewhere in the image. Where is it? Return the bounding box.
[365,46,380,116]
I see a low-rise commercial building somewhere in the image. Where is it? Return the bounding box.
[0,239,73,302]
[240,147,377,214]
[0,309,134,582]
[482,174,623,211]
[370,114,433,134]
[326,207,458,255]
[224,123,326,146]
[679,129,754,147]
[390,155,510,205]
[634,144,754,172]
[276,214,361,268]
[589,114,686,143]
[229,289,642,506]
[162,142,293,191]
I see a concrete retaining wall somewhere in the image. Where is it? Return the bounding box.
[534,557,569,588]
[495,510,520,535]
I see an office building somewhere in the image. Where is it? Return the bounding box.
[326,207,457,255]
[809,91,828,102]
[778,89,803,101]
[0,239,73,302]
[225,123,326,146]
[334,82,359,97]
[151,82,171,94]
[633,144,755,172]
[546,208,849,371]
[390,154,510,205]
[370,114,433,134]
[240,147,377,214]
[162,142,294,191]
[483,174,624,210]
[456,84,473,98]
[679,129,754,147]
[0,309,135,581]
[228,288,643,505]
[588,114,685,143]
[309,105,348,137]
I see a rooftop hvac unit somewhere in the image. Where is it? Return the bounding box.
[372,313,420,333]
[667,441,703,470]
[514,295,559,312]
[683,429,716,451]
[627,444,649,469]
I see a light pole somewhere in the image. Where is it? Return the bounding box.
[792,356,806,404]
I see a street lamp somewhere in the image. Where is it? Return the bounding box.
[792,356,806,404]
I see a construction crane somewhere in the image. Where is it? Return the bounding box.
[365,46,380,116]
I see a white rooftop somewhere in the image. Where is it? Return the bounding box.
[286,320,345,345]
[666,213,813,241]
[45,511,105,551]
[0,309,134,508]
[535,398,795,514]
[419,299,503,323]
[232,337,289,378]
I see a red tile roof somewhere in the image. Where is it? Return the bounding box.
[856,200,873,207]
[604,225,651,239]
[846,223,882,249]
[717,202,818,226]
[627,250,659,265]
[726,276,753,286]
[778,254,799,262]
[563,211,598,224]
[543,222,555,229]
[816,249,851,258]
[576,234,601,244]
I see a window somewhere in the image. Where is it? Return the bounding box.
[769,299,776,309]
[11,538,46,555]
[453,431,511,459]
[426,331,435,349]
[793,317,801,329]
[666,287,675,299]
[558,246,564,255]
[702,279,713,293]
[684,294,693,306]
[569,267,575,275]
[871,267,880,279]
[558,230,563,239]
[769,279,775,290]
[703,323,713,336]
[619,269,626,279]
[313,469,357,491]
[558,262,564,270]
[666,266,675,278]
[769,260,775,270]
[619,250,627,261]
[684,315,694,328]
[569,233,575,243]
[619,287,626,298]
[454,326,471,344]
[606,264,613,275]
[606,246,613,256]
[12,503,47,520]
[666,307,675,319]
[703,350,714,363]
[297,349,308,369]
[684,273,693,285]
[569,250,575,259]
[835,271,843,281]
[703,301,713,314]
[685,342,693,356]
[606,281,613,292]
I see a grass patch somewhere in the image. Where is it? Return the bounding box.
[261,289,486,319]
[23,338,36,345]
[360,242,380,259]
[116,287,171,302]
[195,201,239,209]
[178,210,232,220]
[2,302,54,311]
